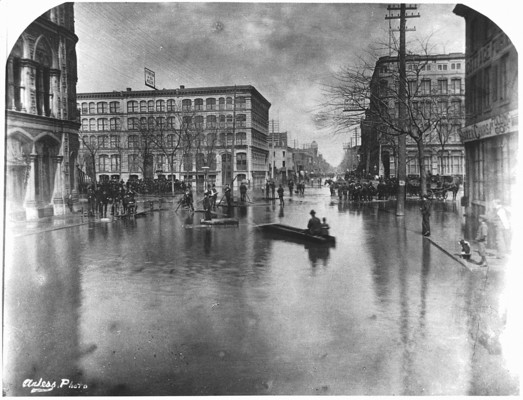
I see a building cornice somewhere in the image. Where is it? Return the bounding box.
[77,85,271,107]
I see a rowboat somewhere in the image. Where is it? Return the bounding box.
[200,218,239,226]
[257,223,336,245]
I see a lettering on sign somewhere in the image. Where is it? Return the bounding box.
[460,110,518,142]
[144,68,155,89]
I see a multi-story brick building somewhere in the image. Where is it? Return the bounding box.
[453,5,518,217]
[5,3,80,220]
[77,85,271,189]
[361,53,466,180]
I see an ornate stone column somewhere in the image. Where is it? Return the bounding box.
[24,146,39,220]
[50,69,61,119]
[6,58,15,110]
[52,155,65,215]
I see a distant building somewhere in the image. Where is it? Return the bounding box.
[454,5,518,216]
[76,85,271,189]
[268,128,294,183]
[362,53,466,179]
[342,125,361,173]
[5,3,80,220]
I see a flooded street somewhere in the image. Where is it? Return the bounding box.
[3,188,515,395]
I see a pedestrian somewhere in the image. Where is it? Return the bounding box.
[202,191,212,221]
[277,184,284,207]
[420,194,431,237]
[475,215,488,267]
[270,180,276,199]
[210,184,218,210]
[306,209,322,235]
[66,193,74,213]
[240,181,247,202]
[321,217,330,236]
[491,199,511,258]
[185,188,194,211]
[224,183,232,208]
[458,239,471,261]
[265,181,270,199]
[288,179,294,196]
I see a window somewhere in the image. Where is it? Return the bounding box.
[128,154,139,172]
[236,114,246,127]
[456,63,461,69]
[166,135,175,148]
[167,99,176,111]
[196,153,205,170]
[483,67,491,109]
[438,64,448,71]
[166,117,175,129]
[89,118,96,131]
[148,117,155,129]
[182,116,192,129]
[206,115,217,129]
[110,135,120,148]
[207,152,217,169]
[110,118,121,131]
[206,98,216,110]
[182,99,191,111]
[226,114,233,127]
[226,97,233,109]
[407,80,417,95]
[140,100,147,112]
[148,100,154,112]
[380,66,388,73]
[219,97,225,110]
[156,100,165,112]
[451,63,456,70]
[183,153,193,170]
[219,115,226,128]
[109,101,120,113]
[236,153,247,170]
[492,65,498,101]
[81,103,88,113]
[156,117,165,129]
[127,101,138,113]
[420,79,431,95]
[500,55,508,101]
[237,97,246,109]
[128,135,139,148]
[194,98,203,110]
[438,100,448,114]
[89,102,95,114]
[89,136,97,147]
[156,154,165,171]
[128,117,139,130]
[97,102,108,114]
[236,132,246,145]
[97,118,109,131]
[451,78,461,94]
[438,79,448,94]
[195,115,204,129]
[82,119,88,131]
[98,135,108,148]
[451,99,462,115]
[99,155,109,172]
[110,155,120,172]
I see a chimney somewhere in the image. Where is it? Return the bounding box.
[180,85,185,89]
[126,87,132,91]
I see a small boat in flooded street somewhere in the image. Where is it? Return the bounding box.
[257,223,336,246]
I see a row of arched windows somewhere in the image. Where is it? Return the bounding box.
[82,132,248,149]
[81,114,247,131]
[78,97,247,115]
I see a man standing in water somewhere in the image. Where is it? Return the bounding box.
[420,194,431,237]
[277,184,285,207]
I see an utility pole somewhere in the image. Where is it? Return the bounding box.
[386,4,419,216]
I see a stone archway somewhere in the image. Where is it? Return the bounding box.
[5,133,32,217]
[33,135,60,208]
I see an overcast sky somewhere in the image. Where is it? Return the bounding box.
[1,1,518,166]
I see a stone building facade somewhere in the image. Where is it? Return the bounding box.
[76,85,271,189]
[453,5,518,217]
[5,3,80,220]
[362,53,466,180]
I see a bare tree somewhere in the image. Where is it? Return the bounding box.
[79,133,103,189]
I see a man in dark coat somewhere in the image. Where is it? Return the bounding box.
[306,209,322,235]
[202,191,212,221]
[277,184,284,207]
[420,194,431,236]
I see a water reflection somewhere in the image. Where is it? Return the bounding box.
[307,244,330,268]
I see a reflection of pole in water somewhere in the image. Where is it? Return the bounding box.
[419,238,431,334]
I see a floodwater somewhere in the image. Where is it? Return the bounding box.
[2,188,509,395]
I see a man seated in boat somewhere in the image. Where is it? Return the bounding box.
[306,210,323,236]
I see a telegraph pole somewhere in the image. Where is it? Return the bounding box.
[385,4,419,216]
